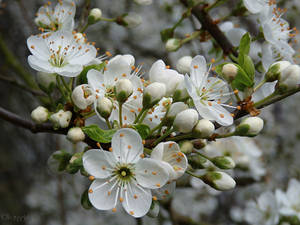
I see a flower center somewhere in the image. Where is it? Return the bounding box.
[113,164,135,184]
[49,45,68,67]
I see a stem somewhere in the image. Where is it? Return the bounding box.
[186,170,203,179]
[134,108,147,124]
[119,102,123,127]
[56,76,67,99]
[253,79,267,93]
[153,128,174,146]
[105,118,112,129]
[166,133,193,142]
[136,218,143,225]
[148,123,163,137]
[80,23,89,33]
[181,31,201,45]
[253,92,277,108]
[144,147,152,155]
[193,150,211,160]
[204,0,228,12]
[60,76,71,93]
[138,109,148,124]
[100,17,117,22]
[215,132,235,139]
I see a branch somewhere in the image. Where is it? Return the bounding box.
[180,0,238,57]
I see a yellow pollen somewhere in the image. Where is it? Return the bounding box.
[96,142,101,148]
[233,89,239,94]
[31,45,35,49]
[128,145,132,149]
[119,197,124,202]
[130,211,134,215]
[122,73,127,77]
[153,196,157,201]
[134,194,138,199]
[220,114,224,118]
[152,171,157,175]
[89,176,95,181]
[108,191,111,196]
[165,65,170,69]
[193,65,198,69]
[109,147,113,152]
[140,153,145,158]
[105,51,112,57]
[112,208,117,212]
[88,189,93,193]
[121,171,127,177]
[102,166,106,170]
[156,183,161,187]
[168,143,174,148]
[142,140,146,145]
[176,158,182,163]
[120,133,124,137]
[164,190,169,195]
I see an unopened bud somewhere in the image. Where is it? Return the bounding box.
[201,171,236,191]
[67,127,85,143]
[265,61,291,82]
[211,156,236,169]
[147,200,159,218]
[176,56,192,74]
[115,79,133,103]
[277,64,300,92]
[143,82,166,108]
[164,102,188,126]
[179,141,194,155]
[193,119,215,138]
[173,109,198,133]
[50,110,72,128]
[31,106,49,124]
[236,116,264,136]
[72,84,95,110]
[121,13,142,28]
[222,63,238,81]
[188,154,209,169]
[96,97,113,119]
[165,38,181,52]
[173,77,189,101]
[36,72,56,92]
[89,8,102,24]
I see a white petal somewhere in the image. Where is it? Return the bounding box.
[28,55,54,73]
[27,35,50,60]
[205,77,230,103]
[135,158,169,189]
[258,191,276,211]
[67,45,97,65]
[111,128,143,164]
[190,55,207,88]
[287,179,300,204]
[122,181,152,217]
[243,0,265,14]
[87,69,105,91]
[88,179,119,210]
[152,181,176,200]
[83,149,116,179]
[54,64,83,77]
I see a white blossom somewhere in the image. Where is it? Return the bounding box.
[50,110,72,128]
[184,55,233,126]
[35,0,76,31]
[71,84,95,110]
[82,128,169,217]
[243,0,269,14]
[27,31,97,77]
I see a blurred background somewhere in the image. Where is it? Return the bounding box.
[1,0,300,225]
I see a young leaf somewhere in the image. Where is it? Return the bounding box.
[77,62,106,85]
[241,55,255,80]
[239,33,251,58]
[132,124,150,139]
[81,189,93,210]
[82,125,116,143]
[231,65,254,91]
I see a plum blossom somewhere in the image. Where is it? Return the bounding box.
[35,0,76,31]
[87,55,143,124]
[27,31,97,77]
[82,128,169,217]
[243,0,270,14]
[184,55,233,126]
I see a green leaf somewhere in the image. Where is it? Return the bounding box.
[241,55,255,80]
[77,62,106,85]
[82,125,116,143]
[238,33,251,64]
[52,150,72,172]
[132,124,150,139]
[81,189,93,210]
[160,28,174,43]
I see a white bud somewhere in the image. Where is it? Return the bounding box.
[265,61,291,82]
[31,106,49,124]
[238,116,264,136]
[71,84,95,110]
[211,156,236,169]
[176,56,192,74]
[122,54,135,67]
[123,13,142,28]
[115,79,133,103]
[96,97,113,119]
[134,0,152,5]
[193,119,215,138]
[36,72,56,90]
[67,127,85,143]
[89,8,102,20]
[143,82,166,108]
[278,64,300,91]
[165,38,181,52]
[164,102,188,126]
[202,171,236,191]
[173,109,198,133]
[222,63,238,81]
[50,110,72,128]
[74,33,85,44]
[173,76,189,101]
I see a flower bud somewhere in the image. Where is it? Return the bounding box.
[176,56,192,74]
[72,84,95,110]
[201,171,236,191]
[114,79,133,103]
[164,102,188,126]
[236,116,264,136]
[134,0,152,5]
[173,109,198,133]
[211,156,236,169]
[147,200,159,218]
[193,119,215,138]
[31,106,49,124]
[188,154,209,169]
[36,72,56,92]
[122,13,142,28]
[67,127,85,143]
[50,110,72,128]
[222,63,238,81]
[143,82,166,108]
[277,64,300,92]
[165,38,181,52]
[89,8,102,24]
[173,77,189,101]
[47,150,72,173]
[179,140,194,155]
[96,97,113,119]
[265,61,291,82]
